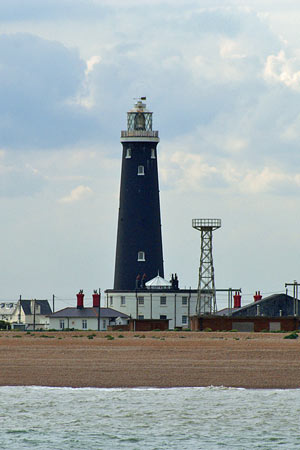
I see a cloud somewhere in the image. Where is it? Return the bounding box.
[80,6,282,148]
[59,185,93,203]
[160,146,300,197]
[0,7,286,154]
[264,50,300,90]
[85,55,101,76]
[0,33,98,150]
[1,3,300,300]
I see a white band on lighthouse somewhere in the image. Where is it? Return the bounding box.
[120,137,160,143]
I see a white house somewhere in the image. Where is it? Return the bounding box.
[0,302,16,322]
[48,307,130,331]
[105,275,198,329]
[48,291,130,331]
[10,299,52,330]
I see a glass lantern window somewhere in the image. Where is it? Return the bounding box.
[127,112,152,131]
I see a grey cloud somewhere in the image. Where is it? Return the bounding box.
[0,33,99,149]
[88,8,279,147]
[0,5,294,170]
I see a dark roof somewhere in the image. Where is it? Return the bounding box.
[105,288,197,294]
[48,307,130,319]
[216,308,240,316]
[21,300,52,315]
[232,293,299,318]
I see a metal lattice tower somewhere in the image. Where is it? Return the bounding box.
[192,219,221,315]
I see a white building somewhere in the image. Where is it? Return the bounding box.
[10,299,52,330]
[48,307,130,331]
[105,275,197,329]
[0,302,16,322]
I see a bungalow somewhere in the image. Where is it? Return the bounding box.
[48,291,130,331]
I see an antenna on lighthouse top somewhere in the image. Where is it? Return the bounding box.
[132,97,147,111]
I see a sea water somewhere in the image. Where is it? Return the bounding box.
[1,386,300,449]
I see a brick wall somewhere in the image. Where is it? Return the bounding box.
[190,316,300,332]
[129,319,169,331]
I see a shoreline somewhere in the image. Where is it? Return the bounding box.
[1,330,300,389]
[2,385,299,390]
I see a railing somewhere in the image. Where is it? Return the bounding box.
[121,130,159,138]
[192,219,221,230]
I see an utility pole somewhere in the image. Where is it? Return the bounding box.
[52,294,55,313]
[285,281,300,316]
[98,288,101,331]
[18,295,21,323]
[33,299,36,331]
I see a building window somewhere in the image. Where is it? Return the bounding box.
[59,320,65,330]
[102,319,106,329]
[121,296,126,306]
[182,315,188,325]
[182,297,188,306]
[137,165,145,175]
[151,148,156,159]
[125,148,132,159]
[138,315,144,320]
[82,319,87,330]
[138,251,145,261]
[138,296,144,305]
[160,315,167,320]
[160,296,167,306]
[110,296,113,306]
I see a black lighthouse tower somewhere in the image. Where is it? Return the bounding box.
[113,99,164,290]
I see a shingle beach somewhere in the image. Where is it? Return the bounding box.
[1,331,300,389]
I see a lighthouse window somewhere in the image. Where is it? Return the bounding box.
[138,251,145,261]
[151,148,156,159]
[137,165,145,175]
[125,148,132,159]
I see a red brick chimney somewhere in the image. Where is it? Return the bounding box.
[92,291,100,308]
[77,290,84,309]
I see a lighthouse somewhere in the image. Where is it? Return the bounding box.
[106,99,198,329]
[113,98,164,290]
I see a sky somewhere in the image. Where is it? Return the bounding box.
[0,0,300,309]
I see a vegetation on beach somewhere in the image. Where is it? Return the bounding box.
[284,332,298,339]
